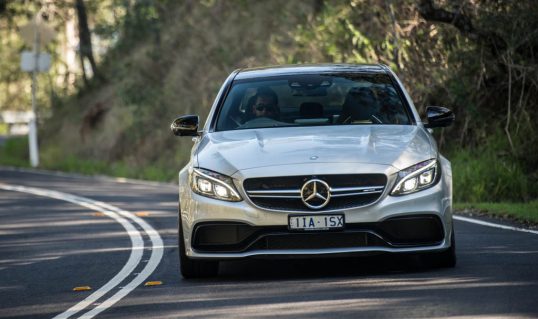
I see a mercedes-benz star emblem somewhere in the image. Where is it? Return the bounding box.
[301,179,331,209]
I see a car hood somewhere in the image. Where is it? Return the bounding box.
[196,125,436,176]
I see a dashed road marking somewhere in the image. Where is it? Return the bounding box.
[135,211,150,217]
[144,281,162,286]
[0,183,163,319]
[73,286,92,292]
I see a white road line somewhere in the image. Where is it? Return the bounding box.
[79,203,164,319]
[454,215,538,235]
[0,183,164,319]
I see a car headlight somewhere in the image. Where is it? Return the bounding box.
[190,168,242,202]
[391,159,439,195]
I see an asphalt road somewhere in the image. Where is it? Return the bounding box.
[1,168,537,319]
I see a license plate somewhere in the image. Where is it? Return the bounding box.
[288,214,345,231]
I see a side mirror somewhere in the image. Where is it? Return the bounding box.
[424,106,455,128]
[171,115,200,136]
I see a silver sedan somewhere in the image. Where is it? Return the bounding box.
[171,64,456,278]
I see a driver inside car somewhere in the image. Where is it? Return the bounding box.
[246,87,280,121]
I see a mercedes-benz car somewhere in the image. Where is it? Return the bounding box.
[171,64,455,278]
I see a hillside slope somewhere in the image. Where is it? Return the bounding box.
[41,1,315,180]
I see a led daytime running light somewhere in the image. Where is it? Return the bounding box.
[191,168,242,201]
[391,159,438,195]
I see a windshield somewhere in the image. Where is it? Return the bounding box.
[215,73,412,131]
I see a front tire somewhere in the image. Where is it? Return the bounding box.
[422,227,456,268]
[178,212,219,278]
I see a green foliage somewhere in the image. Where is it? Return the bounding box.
[289,1,397,65]
[0,137,29,167]
[0,123,8,134]
[449,134,532,203]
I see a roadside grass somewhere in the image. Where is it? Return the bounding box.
[42,156,176,182]
[449,147,531,203]
[447,136,537,225]
[0,136,30,167]
[455,201,538,225]
[0,136,175,182]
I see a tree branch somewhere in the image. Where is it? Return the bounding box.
[417,0,507,55]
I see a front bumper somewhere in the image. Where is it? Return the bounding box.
[178,162,453,259]
[193,214,444,250]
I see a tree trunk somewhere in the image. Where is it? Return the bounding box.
[75,0,99,81]
[78,45,88,85]
[313,0,324,16]
[385,0,400,69]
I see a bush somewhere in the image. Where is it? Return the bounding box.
[0,137,29,167]
[450,146,530,203]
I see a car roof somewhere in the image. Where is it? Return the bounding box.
[234,64,388,80]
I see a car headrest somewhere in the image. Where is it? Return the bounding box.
[346,87,376,102]
[299,102,324,119]
[340,87,378,122]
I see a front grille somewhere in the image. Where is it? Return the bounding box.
[243,174,387,211]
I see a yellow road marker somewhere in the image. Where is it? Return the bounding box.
[135,211,150,217]
[92,212,105,217]
[144,281,162,287]
[73,286,92,291]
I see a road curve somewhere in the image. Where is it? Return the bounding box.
[1,168,537,319]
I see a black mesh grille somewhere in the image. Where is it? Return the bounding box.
[250,232,386,250]
[244,174,387,211]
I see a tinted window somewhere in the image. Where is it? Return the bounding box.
[215,73,411,131]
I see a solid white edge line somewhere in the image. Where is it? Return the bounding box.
[0,183,163,319]
[454,215,538,235]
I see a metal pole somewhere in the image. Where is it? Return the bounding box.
[29,22,40,167]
